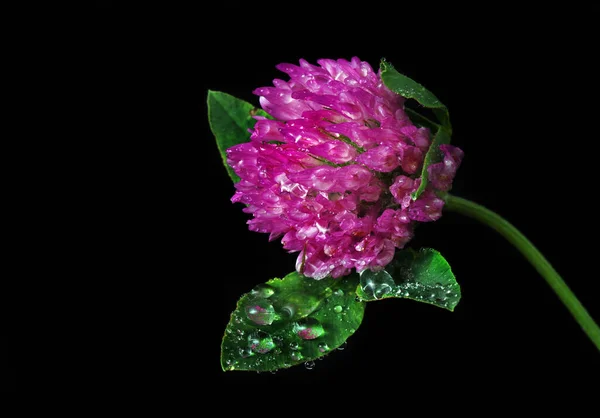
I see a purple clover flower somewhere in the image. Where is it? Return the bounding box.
[227,57,463,280]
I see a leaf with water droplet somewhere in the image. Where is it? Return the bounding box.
[207,90,272,183]
[379,59,453,200]
[380,58,450,130]
[245,300,277,325]
[221,271,365,372]
[356,248,461,311]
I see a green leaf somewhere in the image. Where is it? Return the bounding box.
[411,127,451,199]
[404,107,440,132]
[356,248,461,311]
[379,58,453,200]
[207,90,271,183]
[380,58,451,130]
[221,272,365,372]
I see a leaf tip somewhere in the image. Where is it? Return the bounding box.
[379,57,394,73]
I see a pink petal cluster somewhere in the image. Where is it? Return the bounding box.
[227,57,463,280]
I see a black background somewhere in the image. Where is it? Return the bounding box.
[90,3,599,396]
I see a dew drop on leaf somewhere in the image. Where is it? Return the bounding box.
[251,284,275,299]
[294,318,325,340]
[248,331,276,354]
[239,347,255,358]
[360,269,395,299]
[245,300,277,325]
[281,304,296,319]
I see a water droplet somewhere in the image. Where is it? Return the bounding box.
[294,318,325,340]
[304,361,315,370]
[334,289,344,297]
[251,284,275,299]
[245,300,277,325]
[226,328,232,334]
[333,305,343,313]
[318,343,330,353]
[281,304,296,319]
[337,341,347,351]
[323,287,333,298]
[289,342,299,350]
[239,347,255,358]
[359,269,395,299]
[291,351,304,361]
[248,331,275,354]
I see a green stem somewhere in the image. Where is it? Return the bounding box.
[445,194,600,351]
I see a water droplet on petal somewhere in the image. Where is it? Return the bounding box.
[289,342,299,350]
[291,351,304,362]
[304,361,315,370]
[318,343,330,353]
[334,289,344,297]
[337,341,347,351]
[333,305,343,313]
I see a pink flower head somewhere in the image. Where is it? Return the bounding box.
[227,57,463,279]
